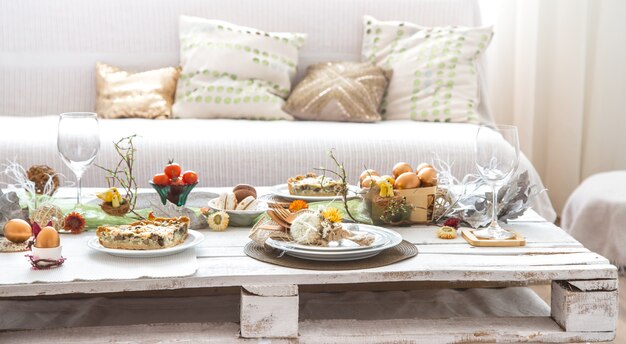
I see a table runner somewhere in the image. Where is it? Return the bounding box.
[0,232,198,285]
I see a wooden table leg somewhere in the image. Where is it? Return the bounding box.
[240,284,299,339]
[551,279,618,333]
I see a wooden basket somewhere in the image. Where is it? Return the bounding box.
[364,186,437,225]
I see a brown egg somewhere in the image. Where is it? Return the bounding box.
[35,226,60,248]
[392,162,413,178]
[361,175,380,188]
[3,219,32,243]
[418,167,438,187]
[415,163,434,173]
[359,169,380,184]
[379,175,396,185]
[394,172,421,189]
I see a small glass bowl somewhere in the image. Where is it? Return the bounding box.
[149,181,198,207]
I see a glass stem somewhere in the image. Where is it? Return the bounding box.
[490,184,498,229]
[76,176,82,205]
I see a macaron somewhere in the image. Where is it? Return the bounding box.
[236,196,259,211]
[232,184,257,203]
[214,193,227,209]
[225,193,238,210]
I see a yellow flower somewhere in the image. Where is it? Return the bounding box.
[437,226,457,239]
[208,211,230,231]
[321,207,342,223]
[377,180,394,198]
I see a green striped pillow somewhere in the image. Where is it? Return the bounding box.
[173,16,306,120]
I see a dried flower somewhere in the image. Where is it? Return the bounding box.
[437,226,457,239]
[443,217,460,229]
[288,200,308,213]
[63,212,86,234]
[207,211,229,231]
[321,207,342,223]
[377,180,394,197]
[379,196,411,224]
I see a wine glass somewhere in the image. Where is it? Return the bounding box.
[57,112,100,205]
[474,124,520,239]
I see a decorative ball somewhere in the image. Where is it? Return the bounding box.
[31,204,64,231]
[27,165,60,195]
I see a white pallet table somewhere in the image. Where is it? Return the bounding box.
[0,189,619,342]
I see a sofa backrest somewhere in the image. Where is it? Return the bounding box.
[0,0,485,117]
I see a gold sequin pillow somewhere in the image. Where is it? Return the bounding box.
[284,62,391,122]
[96,62,180,119]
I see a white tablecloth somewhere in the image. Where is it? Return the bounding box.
[0,232,198,285]
[562,171,626,267]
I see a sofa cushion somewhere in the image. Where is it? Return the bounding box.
[96,62,179,119]
[362,16,493,123]
[0,115,555,221]
[173,16,305,120]
[284,62,390,122]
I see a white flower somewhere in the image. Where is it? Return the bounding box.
[289,213,321,244]
[207,211,230,231]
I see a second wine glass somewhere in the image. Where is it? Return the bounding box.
[474,124,520,239]
[57,112,100,205]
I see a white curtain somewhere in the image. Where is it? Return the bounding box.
[479,0,626,215]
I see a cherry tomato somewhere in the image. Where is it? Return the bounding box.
[164,162,182,179]
[152,173,170,185]
[182,170,198,184]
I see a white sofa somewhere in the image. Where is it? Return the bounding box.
[0,0,556,221]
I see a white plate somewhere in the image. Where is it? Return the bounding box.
[87,230,204,258]
[267,224,390,252]
[270,184,361,201]
[265,225,402,261]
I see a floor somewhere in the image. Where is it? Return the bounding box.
[531,275,625,344]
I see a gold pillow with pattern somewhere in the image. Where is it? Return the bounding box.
[284,62,390,122]
[96,62,180,119]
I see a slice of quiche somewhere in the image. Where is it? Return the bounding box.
[96,216,190,250]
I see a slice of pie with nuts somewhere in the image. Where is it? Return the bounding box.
[96,216,189,250]
[287,172,345,197]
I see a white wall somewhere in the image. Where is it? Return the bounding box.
[479,0,626,214]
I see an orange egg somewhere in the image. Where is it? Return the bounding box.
[392,162,413,178]
[35,226,60,248]
[394,172,421,189]
[361,175,380,188]
[418,167,438,187]
[3,219,32,243]
[359,169,380,184]
[415,163,434,173]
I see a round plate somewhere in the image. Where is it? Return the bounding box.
[270,184,361,201]
[87,230,204,258]
[265,225,402,261]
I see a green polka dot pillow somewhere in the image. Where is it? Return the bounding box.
[361,15,493,123]
[173,16,306,120]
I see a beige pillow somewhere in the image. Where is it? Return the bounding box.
[284,62,390,122]
[96,62,179,119]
